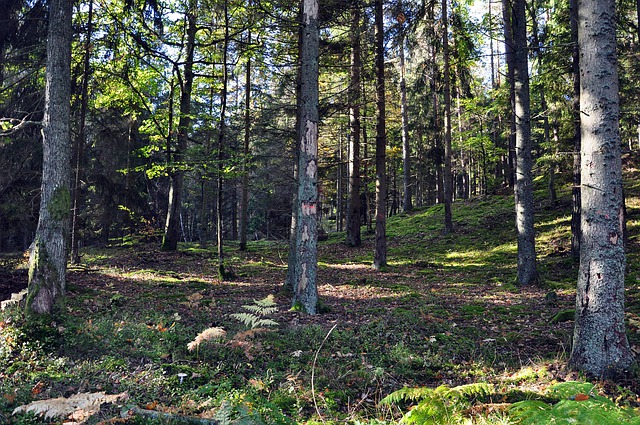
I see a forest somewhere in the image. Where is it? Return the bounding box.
[1,0,640,423]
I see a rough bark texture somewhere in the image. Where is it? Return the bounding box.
[373,0,387,270]
[569,0,634,378]
[240,37,251,251]
[217,0,230,278]
[512,0,537,286]
[442,0,453,234]
[346,1,362,248]
[291,0,319,314]
[162,5,197,251]
[27,0,73,314]
[502,0,515,188]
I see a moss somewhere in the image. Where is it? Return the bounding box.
[47,187,71,221]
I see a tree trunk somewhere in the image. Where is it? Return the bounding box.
[217,0,230,278]
[442,0,454,234]
[70,0,93,265]
[502,0,515,189]
[570,0,581,260]
[162,4,197,251]
[27,0,73,314]
[291,0,319,314]
[346,0,361,247]
[569,0,635,379]
[373,0,387,270]
[399,28,412,212]
[512,0,537,286]
[240,32,251,251]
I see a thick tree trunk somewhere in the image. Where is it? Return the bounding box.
[569,0,634,378]
[373,0,387,270]
[27,0,73,314]
[346,0,362,247]
[442,0,453,234]
[512,0,537,286]
[291,0,319,314]
[163,5,197,251]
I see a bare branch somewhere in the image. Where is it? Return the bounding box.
[0,117,42,137]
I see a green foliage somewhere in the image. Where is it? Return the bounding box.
[511,382,640,425]
[230,295,279,329]
[381,383,494,424]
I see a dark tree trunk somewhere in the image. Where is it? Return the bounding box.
[373,0,387,270]
[442,0,453,234]
[570,0,581,260]
[569,0,634,377]
[502,0,515,189]
[27,0,73,314]
[399,28,412,212]
[346,0,362,247]
[240,32,251,251]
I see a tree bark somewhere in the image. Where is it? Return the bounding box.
[502,0,515,189]
[27,0,73,314]
[162,4,197,251]
[442,0,454,234]
[512,0,537,286]
[346,0,361,247]
[569,0,635,378]
[70,0,93,265]
[291,0,319,314]
[373,0,387,270]
[240,30,251,251]
[570,0,581,260]
[217,0,230,278]
[399,27,412,212]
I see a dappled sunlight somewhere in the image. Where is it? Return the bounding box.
[321,262,371,270]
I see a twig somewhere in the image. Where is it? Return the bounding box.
[0,117,41,136]
[122,406,219,424]
[312,322,338,424]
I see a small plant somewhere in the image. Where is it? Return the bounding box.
[381,383,494,424]
[230,295,279,330]
[510,381,640,425]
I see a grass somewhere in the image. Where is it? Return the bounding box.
[1,176,639,424]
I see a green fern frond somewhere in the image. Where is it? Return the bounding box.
[380,386,435,405]
[448,383,494,400]
[243,304,278,316]
[253,295,277,308]
[253,318,279,328]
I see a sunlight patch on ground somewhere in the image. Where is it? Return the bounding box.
[321,263,371,270]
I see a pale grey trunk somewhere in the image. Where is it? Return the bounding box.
[399,30,412,212]
[292,0,319,313]
[217,0,230,278]
[27,0,73,314]
[442,0,453,234]
[346,1,361,247]
[502,0,515,188]
[569,0,634,378]
[373,0,387,270]
[513,0,537,286]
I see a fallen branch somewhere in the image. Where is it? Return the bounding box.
[122,406,219,424]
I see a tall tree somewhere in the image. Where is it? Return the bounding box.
[346,0,362,247]
[291,0,319,313]
[162,0,197,251]
[569,0,634,378]
[570,0,581,259]
[442,0,454,234]
[502,0,515,188]
[27,0,73,314]
[239,28,252,252]
[398,11,412,213]
[512,0,537,285]
[373,0,387,270]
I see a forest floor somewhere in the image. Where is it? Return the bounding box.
[1,157,640,424]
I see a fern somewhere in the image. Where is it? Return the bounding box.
[381,383,494,424]
[511,382,640,425]
[230,295,279,330]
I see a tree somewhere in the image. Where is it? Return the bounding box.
[397,10,412,213]
[568,0,635,378]
[27,0,73,314]
[442,0,453,234]
[291,0,319,314]
[512,0,537,286]
[346,0,362,247]
[373,0,387,270]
